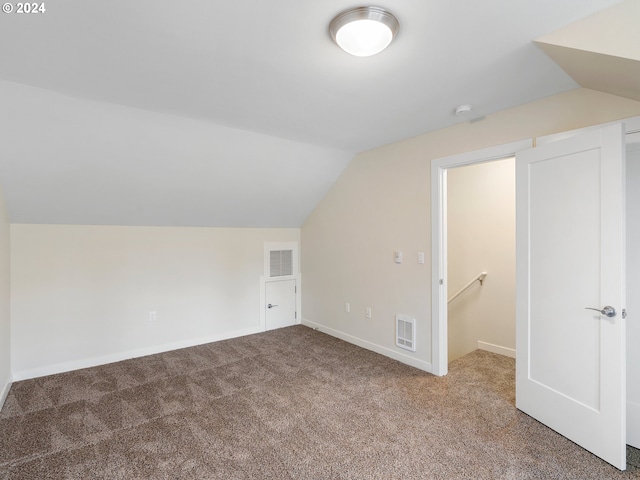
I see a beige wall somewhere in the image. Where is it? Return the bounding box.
[447,158,515,362]
[301,88,640,371]
[536,0,640,61]
[0,186,10,407]
[11,225,299,379]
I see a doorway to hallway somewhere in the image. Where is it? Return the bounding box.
[431,139,531,376]
[446,157,516,363]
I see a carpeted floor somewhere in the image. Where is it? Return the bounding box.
[1,325,639,479]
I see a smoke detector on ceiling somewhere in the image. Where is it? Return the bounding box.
[455,104,473,116]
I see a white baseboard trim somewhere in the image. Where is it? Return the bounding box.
[0,374,12,411]
[302,319,432,373]
[12,326,264,382]
[477,340,516,358]
[628,400,640,449]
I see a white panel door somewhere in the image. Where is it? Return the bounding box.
[265,279,297,331]
[516,124,627,470]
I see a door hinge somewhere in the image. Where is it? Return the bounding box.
[295,286,297,294]
[622,309,627,319]
[295,311,297,319]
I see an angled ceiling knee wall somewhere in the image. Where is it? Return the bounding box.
[535,0,640,102]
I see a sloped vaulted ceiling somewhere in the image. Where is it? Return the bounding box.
[0,81,353,227]
[0,0,628,227]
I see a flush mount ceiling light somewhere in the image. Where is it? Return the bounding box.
[329,6,399,57]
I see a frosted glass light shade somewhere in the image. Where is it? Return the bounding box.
[330,7,399,57]
[335,19,393,57]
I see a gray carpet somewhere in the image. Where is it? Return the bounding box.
[1,325,638,479]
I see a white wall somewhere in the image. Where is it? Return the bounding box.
[447,158,515,362]
[301,88,640,372]
[11,224,299,380]
[0,185,10,408]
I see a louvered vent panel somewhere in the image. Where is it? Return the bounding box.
[269,250,293,277]
[396,315,416,352]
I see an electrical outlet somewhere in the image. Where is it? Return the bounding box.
[149,311,157,322]
[365,307,372,319]
[345,302,350,313]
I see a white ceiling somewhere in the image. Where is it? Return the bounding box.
[0,0,625,227]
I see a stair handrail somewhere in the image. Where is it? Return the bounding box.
[447,271,487,304]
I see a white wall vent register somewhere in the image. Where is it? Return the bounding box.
[269,249,293,277]
[396,315,416,352]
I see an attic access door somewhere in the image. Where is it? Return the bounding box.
[261,242,300,332]
[265,279,297,330]
[515,123,626,470]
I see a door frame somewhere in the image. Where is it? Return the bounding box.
[626,131,640,449]
[535,116,640,145]
[431,116,640,377]
[430,139,532,376]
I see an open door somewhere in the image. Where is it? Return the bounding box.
[515,124,626,470]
